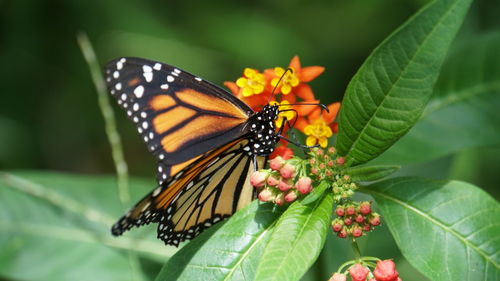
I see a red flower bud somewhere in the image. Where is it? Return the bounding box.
[370,214,381,226]
[328,147,336,155]
[275,193,285,206]
[331,219,343,232]
[359,201,372,215]
[326,170,333,177]
[327,160,334,167]
[266,175,280,187]
[310,167,319,175]
[278,179,292,191]
[315,148,324,156]
[250,171,267,188]
[335,206,345,217]
[296,177,312,194]
[351,226,363,237]
[344,218,353,226]
[373,259,399,281]
[284,190,298,203]
[269,156,285,170]
[336,157,345,165]
[329,273,346,281]
[319,163,326,169]
[346,205,356,216]
[258,188,274,202]
[363,223,372,232]
[349,264,369,281]
[355,214,365,223]
[279,163,296,179]
[337,227,348,238]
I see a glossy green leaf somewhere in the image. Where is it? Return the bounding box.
[375,32,500,165]
[336,0,473,166]
[0,171,174,281]
[156,200,283,281]
[344,165,400,182]
[366,177,500,281]
[301,181,330,205]
[254,192,334,281]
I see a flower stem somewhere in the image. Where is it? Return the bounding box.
[351,238,362,262]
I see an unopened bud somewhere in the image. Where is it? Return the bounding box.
[336,157,345,165]
[335,206,345,217]
[258,188,274,202]
[274,193,285,206]
[269,156,285,170]
[266,175,280,187]
[359,201,372,215]
[296,177,313,194]
[250,171,268,188]
[279,163,296,179]
[284,190,298,202]
[349,264,369,281]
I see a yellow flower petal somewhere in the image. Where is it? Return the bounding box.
[304,124,314,135]
[242,87,253,97]
[274,67,285,76]
[244,68,256,77]
[306,136,317,147]
[281,84,292,94]
[318,137,328,148]
[236,77,247,87]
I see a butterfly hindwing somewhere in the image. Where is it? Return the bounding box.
[111,138,265,246]
[104,57,255,184]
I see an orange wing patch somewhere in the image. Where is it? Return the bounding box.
[150,94,176,111]
[153,106,197,134]
[154,139,242,209]
[176,89,248,119]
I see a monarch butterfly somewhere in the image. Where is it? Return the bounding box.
[105,57,283,246]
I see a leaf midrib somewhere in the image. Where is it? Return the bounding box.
[344,0,459,162]
[369,189,500,269]
[263,197,324,280]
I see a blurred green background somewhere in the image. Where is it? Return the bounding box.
[1,0,499,280]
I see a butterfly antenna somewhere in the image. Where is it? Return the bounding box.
[267,68,293,104]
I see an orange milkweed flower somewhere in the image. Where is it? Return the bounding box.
[265,55,324,101]
[295,102,340,148]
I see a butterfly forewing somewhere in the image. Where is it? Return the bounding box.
[111,138,265,246]
[105,57,254,184]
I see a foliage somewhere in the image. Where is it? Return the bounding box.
[1,0,499,280]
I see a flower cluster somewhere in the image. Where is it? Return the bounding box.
[331,201,381,238]
[250,156,312,205]
[225,56,340,156]
[308,147,345,180]
[330,259,401,281]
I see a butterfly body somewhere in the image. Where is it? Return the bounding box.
[105,57,280,246]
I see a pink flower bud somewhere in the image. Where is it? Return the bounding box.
[370,214,381,226]
[337,228,347,238]
[258,188,275,202]
[373,260,399,281]
[319,163,326,169]
[329,273,346,281]
[331,219,343,232]
[335,206,345,217]
[266,175,280,187]
[309,158,316,165]
[311,167,319,175]
[315,148,324,156]
[250,171,267,188]
[349,264,369,281]
[327,160,334,167]
[346,205,356,216]
[279,163,296,179]
[359,201,372,215]
[363,223,372,232]
[278,179,292,191]
[344,218,353,226]
[336,157,345,165]
[351,226,363,237]
[328,147,336,154]
[325,170,333,177]
[284,190,298,202]
[269,156,285,170]
[355,214,365,223]
[275,193,285,206]
[296,177,312,194]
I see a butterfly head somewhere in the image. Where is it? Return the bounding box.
[247,104,280,156]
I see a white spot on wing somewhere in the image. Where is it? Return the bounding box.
[160,84,169,90]
[153,63,162,70]
[144,72,153,82]
[167,75,174,82]
[134,85,144,98]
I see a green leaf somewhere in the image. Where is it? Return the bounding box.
[254,192,334,281]
[0,171,174,281]
[156,200,283,281]
[344,165,400,182]
[375,32,500,165]
[336,0,473,166]
[366,177,500,281]
[301,181,330,205]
